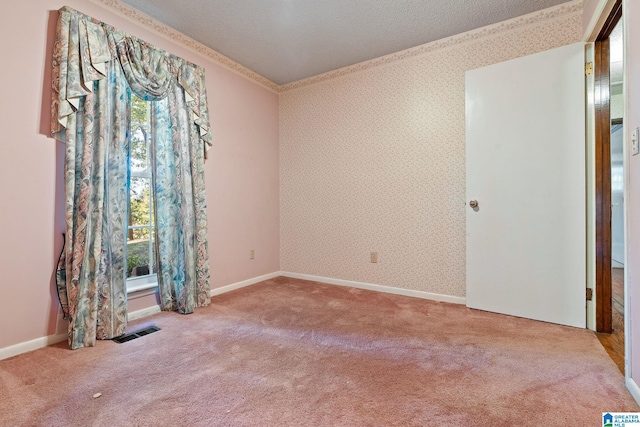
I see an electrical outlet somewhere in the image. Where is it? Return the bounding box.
[370,252,378,263]
[250,249,255,260]
[633,127,640,156]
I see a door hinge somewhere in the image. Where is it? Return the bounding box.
[586,288,593,301]
[585,62,593,76]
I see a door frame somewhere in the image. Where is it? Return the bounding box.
[594,0,622,333]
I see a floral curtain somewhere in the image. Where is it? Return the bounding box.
[52,6,212,349]
[153,86,210,314]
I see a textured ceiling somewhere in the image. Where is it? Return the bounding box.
[120,0,573,85]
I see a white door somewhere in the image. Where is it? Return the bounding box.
[465,42,586,328]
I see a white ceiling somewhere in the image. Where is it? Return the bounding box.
[120,0,573,85]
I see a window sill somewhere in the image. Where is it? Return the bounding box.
[127,274,158,299]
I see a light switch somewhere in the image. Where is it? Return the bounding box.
[633,127,639,156]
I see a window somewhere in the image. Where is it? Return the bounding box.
[53,7,213,347]
[126,95,158,293]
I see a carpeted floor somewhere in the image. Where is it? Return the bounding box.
[1,276,637,426]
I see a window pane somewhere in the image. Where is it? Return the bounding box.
[129,177,151,227]
[132,227,150,240]
[126,228,157,278]
[130,127,148,172]
[130,95,149,172]
[127,95,157,282]
[127,234,151,278]
[131,95,148,124]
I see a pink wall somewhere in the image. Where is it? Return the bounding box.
[0,0,279,350]
[626,0,640,386]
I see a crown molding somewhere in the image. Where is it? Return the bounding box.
[279,0,584,92]
[87,0,280,93]
[88,0,582,94]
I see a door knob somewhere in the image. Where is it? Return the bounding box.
[469,200,478,208]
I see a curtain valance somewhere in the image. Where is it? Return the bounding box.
[51,6,212,154]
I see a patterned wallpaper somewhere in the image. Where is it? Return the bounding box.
[280,6,583,297]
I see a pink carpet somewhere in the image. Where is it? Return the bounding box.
[1,276,637,426]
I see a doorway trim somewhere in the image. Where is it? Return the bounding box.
[594,0,622,333]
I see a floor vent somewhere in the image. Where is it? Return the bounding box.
[113,325,161,343]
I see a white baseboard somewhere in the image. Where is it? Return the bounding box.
[0,333,68,361]
[280,271,466,305]
[2,270,461,361]
[0,304,163,360]
[209,271,280,297]
[128,305,161,321]
[626,377,640,406]
[0,305,162,361]
[128,271,282,318]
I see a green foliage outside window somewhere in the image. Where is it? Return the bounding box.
[126,95,156,278]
